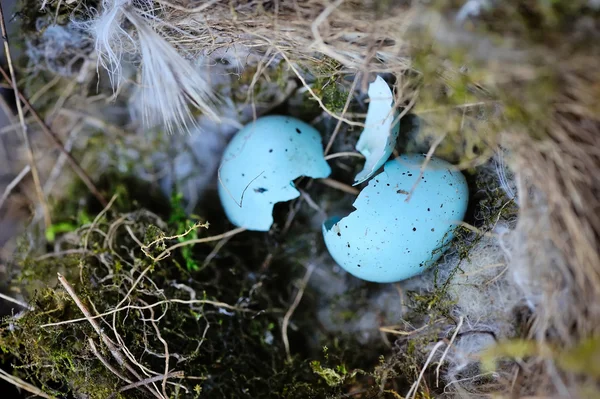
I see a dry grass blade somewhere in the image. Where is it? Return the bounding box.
[0,67,108,207]
[118,371,184,393]
[0,368,55,399]
[283,264,315,362]
[0,3,50,228]
[0,292,33,310]
[324,152,365,161]
[88,338,132,384]
[0,165,30,212]
[435,316,464,387]
[406,341,445,399]
[318,178,360,195]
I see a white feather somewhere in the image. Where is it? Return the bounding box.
[89,0,219,132]
[91,0,134,89]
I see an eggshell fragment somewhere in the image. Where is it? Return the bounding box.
[354,76,400,185]
[323,154,469,283]
[218,115,331,231]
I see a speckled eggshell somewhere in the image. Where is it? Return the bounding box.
[322,154,469,283]
[218,115,331,231]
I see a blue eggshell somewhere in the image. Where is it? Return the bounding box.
[218,115,331,231]
[323,154,469,283]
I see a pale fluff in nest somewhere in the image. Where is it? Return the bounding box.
[90,0,219,132]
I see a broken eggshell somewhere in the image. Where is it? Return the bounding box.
[218,115,331,231]
[323,154,469,283]
[354,76,400,185]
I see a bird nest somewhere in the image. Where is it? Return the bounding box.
[0,0,599,398]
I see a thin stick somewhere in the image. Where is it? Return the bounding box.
[153,227,246,262]
[0,3,51,228]
[324,152,365,161]
[200,235,233,270]
[84,194,119,250]
[406,341,445,399]
[0,368,55,399]
[0,165,30,211]
[282,264,315,362]
[0,292,33,310]
[379,324,429,336]
[435,317,464,387]
[0,67,108,207]
[41,298,251,328]
[119,371,184,393]
[88,338,132,384]
[57,273,127,366]
[140,221,209,253]
[317,178,360,195]
[56,273,161,398]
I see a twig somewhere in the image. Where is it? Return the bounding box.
[57,273,126,366]
[41,298,251,328]
[0,165,30,211]
[317,178,360,195]
[56,273,161,398]
[119,371,184,393]
[0,3,51,228]
[34,249,91,261]
[299,189,324,214]
[457,221,497,238]
[0,292,33,310]
[379,322,436,336]
[153,227,246,262]
[200,235,233,270]
[282,264,315,362]
[140,221,209,254]
[145,304,170,397]
[324,152,365,161]
[435,317,464,387]
[88,338,132,384]
[0,368,55,399]
[84,194,119,250]
[42,121,84,195]
[406,341,445,399]
[0,67,108,207]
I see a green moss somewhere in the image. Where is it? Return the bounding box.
[167,192,207,271]
[2,171,412,398]
[317,79,348,114]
